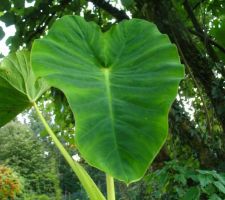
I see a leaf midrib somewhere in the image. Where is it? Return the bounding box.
[103,68,128,181]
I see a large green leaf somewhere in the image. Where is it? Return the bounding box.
[31,15,184,183]
[0,50,48,127]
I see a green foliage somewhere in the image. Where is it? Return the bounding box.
[31,15,184,183]
[144,160,225,199]
[210,16,225,62]
[0,0,11,11]
[24,194,50,200]
[12,0,25,9]
[2,0,224,198]
[121,0,135,8]
[0,122,61,198]
[0,26,5,40]
[0,165,23,200]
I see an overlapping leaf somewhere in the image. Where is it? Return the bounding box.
[31,15,184,183]
[0,50,48,127]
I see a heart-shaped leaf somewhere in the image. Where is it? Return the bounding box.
[31,15,184,183]
[0,50,49,127]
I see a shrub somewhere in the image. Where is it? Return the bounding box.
[24,194,50,200]
[0,165,23,200]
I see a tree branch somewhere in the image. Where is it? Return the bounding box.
[145,0,225,133]
[89,0,129,21]
[183,0,219,62]
[189,29,225,55]
[183,0,202,33]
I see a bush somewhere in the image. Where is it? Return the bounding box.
[23,194,50,200]
[0,165,23,200]
[144,160,225,200]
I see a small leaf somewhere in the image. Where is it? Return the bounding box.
[197,174,214,187]
[202,183,216,195]
[40,130,48,137]
[181,187,200,200]
[212,173,225,185]
[0,27,5,40]
[209,194,222,200]
[175,174,187,185]
[214,181,225,194]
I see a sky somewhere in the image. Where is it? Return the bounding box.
[0,23,15,56]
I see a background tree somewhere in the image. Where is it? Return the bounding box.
[0,121,62,199]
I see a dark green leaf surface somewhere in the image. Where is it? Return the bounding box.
[121,0,135,8]
[12,0,25,9]
[0,12,16,26]
[210,17,225,62]
[0,51,48,127]
[0,0,11,11]
[31,15,184,183]
[214,181,225,194]
[0,27,5,40]
[181,187,200,200]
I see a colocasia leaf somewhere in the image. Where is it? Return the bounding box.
[31,15,184,183]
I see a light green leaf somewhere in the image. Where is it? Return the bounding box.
[181,187,200,200]
[213,173,225,185]
[214,181,225,194]
[31,15,184,183]
[209,194,222,200]
[0,50,49,127]
[197,174,214,187]
[198,170,225,185]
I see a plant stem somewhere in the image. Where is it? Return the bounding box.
[106,174,115,200]
[33,102,105,200]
